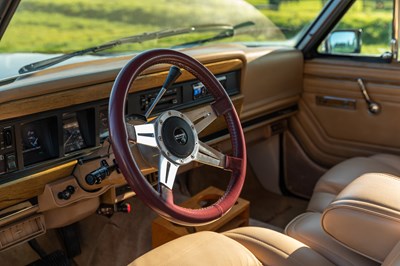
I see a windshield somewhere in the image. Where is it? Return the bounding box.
[0,0,324,79]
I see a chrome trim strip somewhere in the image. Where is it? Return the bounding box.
[316,95,356,110]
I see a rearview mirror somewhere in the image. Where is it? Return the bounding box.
[324,29,362,54]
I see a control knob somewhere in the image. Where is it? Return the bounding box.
[58,185,75,200]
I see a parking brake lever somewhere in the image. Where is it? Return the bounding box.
[357,78,381,114]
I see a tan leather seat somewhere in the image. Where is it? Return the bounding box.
[285,212,378,266]
[131,227,333,266]
[308,154,400,212]
[321,173,400,263]
[287,154,400,265]
[383,241,400,266]
[130,231,262,266]
[223,227,334,266]
[132,173,400,266]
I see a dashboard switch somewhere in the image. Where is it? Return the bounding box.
[3,129,13,148]
[97,202,131,217]
[5,153,17,172]
[0,155,5,174]
[58,185,75,200]
[117,202,131,213]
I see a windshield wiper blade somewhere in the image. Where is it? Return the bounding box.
[18,43,117,74]
[172,21,255,48]
[18,24,235,75]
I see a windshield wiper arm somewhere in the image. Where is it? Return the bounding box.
[19,42,117,74]
[172,21,255,48]
[18,24,235,74]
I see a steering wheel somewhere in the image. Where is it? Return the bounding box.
[109,49,246,225]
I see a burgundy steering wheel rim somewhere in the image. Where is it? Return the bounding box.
[109,49,246,225]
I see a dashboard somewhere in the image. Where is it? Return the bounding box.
[0,46,303,252]
[0,70,240,184]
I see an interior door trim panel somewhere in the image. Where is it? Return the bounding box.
[291,59,400,167]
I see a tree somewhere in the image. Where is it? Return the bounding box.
[269,0,281,10]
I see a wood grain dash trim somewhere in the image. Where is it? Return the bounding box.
[0,161,77,210]
[0,59,242,120]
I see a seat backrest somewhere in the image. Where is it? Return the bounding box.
[322,173,400,264]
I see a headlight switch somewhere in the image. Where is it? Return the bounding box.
[57,185,75,200]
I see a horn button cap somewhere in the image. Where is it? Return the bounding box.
[161,116,195,158]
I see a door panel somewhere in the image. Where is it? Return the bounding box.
[291,59,400,167]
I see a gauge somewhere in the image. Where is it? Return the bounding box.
[23,129,41,152]
[21,117,58,166]
[63,113,86,153]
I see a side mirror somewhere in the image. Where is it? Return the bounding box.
[324,29,362,54]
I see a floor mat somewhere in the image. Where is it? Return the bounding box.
[0,197,156,266]
[73,197,156,266]
[73,187,190,265]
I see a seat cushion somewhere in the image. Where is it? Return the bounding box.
[131,227,334,266]
[308,154,400,212]
[223,227,334,266]
[130,231,262,266]
[285,212,378,266]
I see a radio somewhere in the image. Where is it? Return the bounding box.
[127,71,239,117]
[192,75,227,100]
[140,87,180,112]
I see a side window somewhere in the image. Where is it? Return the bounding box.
[319,0,393,57]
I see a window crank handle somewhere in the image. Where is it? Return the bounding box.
[357,78,381,114]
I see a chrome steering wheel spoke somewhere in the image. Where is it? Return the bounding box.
[194,141,225,169]
[158,154,179,190]
[184,104,217,134]
[127,123,158,147]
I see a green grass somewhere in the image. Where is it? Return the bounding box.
[252,0,324,33]
[247,0,392,55]
[0,0,393,57]
[2,0,284,53]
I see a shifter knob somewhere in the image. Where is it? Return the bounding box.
[144,66,182,118]
[162,66,182,90]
